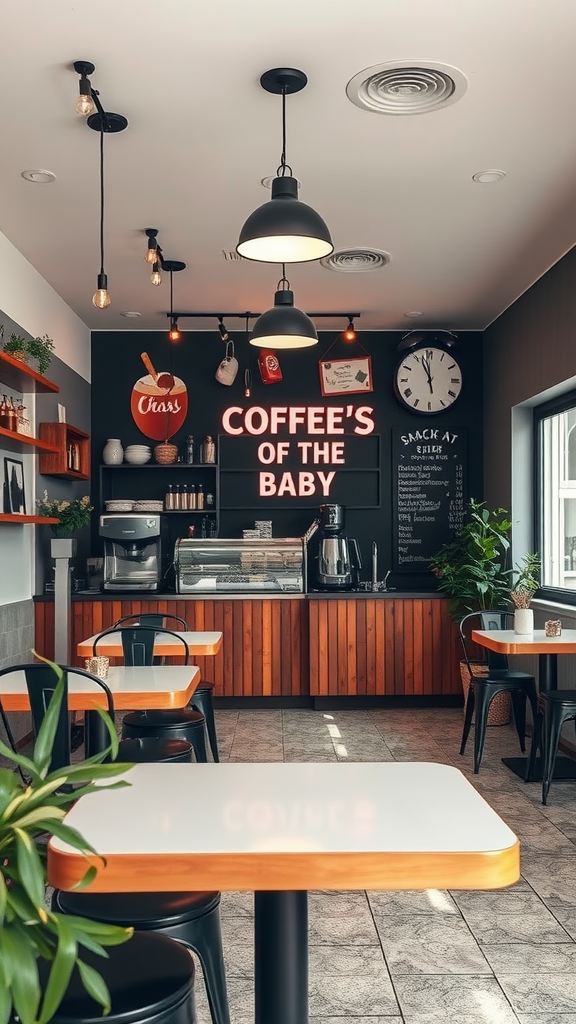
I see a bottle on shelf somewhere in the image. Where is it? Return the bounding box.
[5,396,17,433]
[0,395,8,428]
[189,483,197,510]
[206,491,215,508]
[197,483,204,510]
[181,483,189,510]
[174,484,181,510]
[185,435,195,464]
[201,435,216,464]
[165,484,174,511]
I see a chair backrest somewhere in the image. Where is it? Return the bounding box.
[0,663,115,773]
[113,612,189,631]
[459,610,513,673]
[93,625,190,666]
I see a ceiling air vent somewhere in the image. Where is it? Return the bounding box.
[346,60,467,115]
[320,247,391,273]
[222,250,245,261]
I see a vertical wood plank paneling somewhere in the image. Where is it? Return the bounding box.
[393,601,405,695]
[262,601,272,695]
[271,601,282,697]
[346,600,357,696]
[382,601,394,694]
[336,600,348,696]
[356,600,367,695]
[431,599,443,695]
[308,599,319,695]
[366,600,376,695]
[412,600,423,695]
[403,600,414,696]
[252,601,263,697]
[422,600,433,695]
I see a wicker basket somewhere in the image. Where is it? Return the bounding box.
[154,442,178,465]
[460,660,510,727]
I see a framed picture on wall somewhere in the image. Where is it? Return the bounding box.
[319,356,373,396]
[4,457,26,514]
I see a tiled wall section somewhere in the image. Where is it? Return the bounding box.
[0,598,33,744]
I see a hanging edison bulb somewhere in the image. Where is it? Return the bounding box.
[93,272,111,309]
[168,318,181,342]
[151,262,162,286]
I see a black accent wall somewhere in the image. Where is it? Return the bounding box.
[91,329,484,589]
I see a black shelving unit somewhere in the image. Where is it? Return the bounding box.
[98,462,220,538]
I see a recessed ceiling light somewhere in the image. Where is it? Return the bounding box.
[346,60,467,115]
[404,311,424,318]
[472,169,506,184]
[120,311,141,318]
[21,169,56,184]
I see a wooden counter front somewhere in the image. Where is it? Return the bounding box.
[34,595,461,699]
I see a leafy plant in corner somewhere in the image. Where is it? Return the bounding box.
[429,499,513,619]
[0,654,134,1024]
[2,332,28,360]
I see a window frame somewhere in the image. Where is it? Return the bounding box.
[534,387,576,606]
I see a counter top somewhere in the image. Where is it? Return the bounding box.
[35,589,442,602]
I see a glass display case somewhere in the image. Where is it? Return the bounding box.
[173,537,305,593]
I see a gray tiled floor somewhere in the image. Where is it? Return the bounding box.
[190,706,576,1024]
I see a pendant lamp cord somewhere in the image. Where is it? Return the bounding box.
[98,127,105,274]
[277,87,293,177]
[278,262,289,290]
[169,270,174,374]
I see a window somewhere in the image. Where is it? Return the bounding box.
[536,390,576,601]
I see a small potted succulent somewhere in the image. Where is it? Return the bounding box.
[2,329,29,364]
[1,327,55,375]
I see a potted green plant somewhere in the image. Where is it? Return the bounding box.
[429,499,513,619]
[430,499,514,726]
[36,492,93,538]
[0,654,133,1024]
[510,551,541,635]
[27,335,55,376]
[2,331,29,364]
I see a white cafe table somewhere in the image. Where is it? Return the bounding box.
[77,631,222,658]
[0,665,200,755]
[48,761,519,1024]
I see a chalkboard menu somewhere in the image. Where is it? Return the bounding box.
[392,427,467,571]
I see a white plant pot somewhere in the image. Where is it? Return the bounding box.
[102,438,124,465]
[514,608,534,635]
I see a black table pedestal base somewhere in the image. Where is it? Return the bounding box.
[502,755,576,781]
[255,890,308,1024]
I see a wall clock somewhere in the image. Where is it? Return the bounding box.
[394,345,462,414]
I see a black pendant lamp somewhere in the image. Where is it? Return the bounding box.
[164,259,186,342]
[237,68,333,264]
[250,268,318,349]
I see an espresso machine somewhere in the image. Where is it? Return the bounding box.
[100,514,164,591]
[313,503,362,591]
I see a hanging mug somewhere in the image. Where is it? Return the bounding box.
[215,340,238,385]
[258,350,283,385]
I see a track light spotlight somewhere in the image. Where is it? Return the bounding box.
[74,60,96,116]
[218,317,229,342]
[169,318,181,342]
[344,318,356,341]
[150,261,162,286]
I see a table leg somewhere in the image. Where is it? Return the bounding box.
[254,891,308,1024]
[85,709,110,757]
[539,653,558,692]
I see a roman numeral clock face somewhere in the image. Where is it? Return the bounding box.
[394,346,462,414]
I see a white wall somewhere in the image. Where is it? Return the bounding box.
[0,229,89,606]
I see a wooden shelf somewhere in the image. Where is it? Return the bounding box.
[100,463,217,469]
[39,422,90,479]
[0,425,59,454]
[0,514,59,525]
[0,352,59,394]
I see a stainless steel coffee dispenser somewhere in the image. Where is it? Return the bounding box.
[100,514,164,591]
[314,503,362,591]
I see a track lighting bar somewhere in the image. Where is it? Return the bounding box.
[166,312,361,320]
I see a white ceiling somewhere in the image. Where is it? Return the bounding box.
[2,0,576,334]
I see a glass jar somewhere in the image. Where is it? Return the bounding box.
[185,435,195,464]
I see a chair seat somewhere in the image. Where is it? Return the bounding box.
[55,889,220,927]
[538,690,576,704]
[38,932,194,1024]
[122,708,204,728]
[472,668,535,682]
[195,681,214,694]
[117,738,192,763]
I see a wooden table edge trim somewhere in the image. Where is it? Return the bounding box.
[47,842,520,893]
[471,630,576,655]
[1,666,200,711]
[77,639,222,657]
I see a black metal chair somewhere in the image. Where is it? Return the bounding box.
[527,689,576,803]
[112,614,220,761]
[0,663,193,769]
[38,931,196,1024]
[54,890,230,1024]
[459,610,538,773]
[93,627,208,762]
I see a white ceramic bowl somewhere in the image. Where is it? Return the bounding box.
[124,452,152,465]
